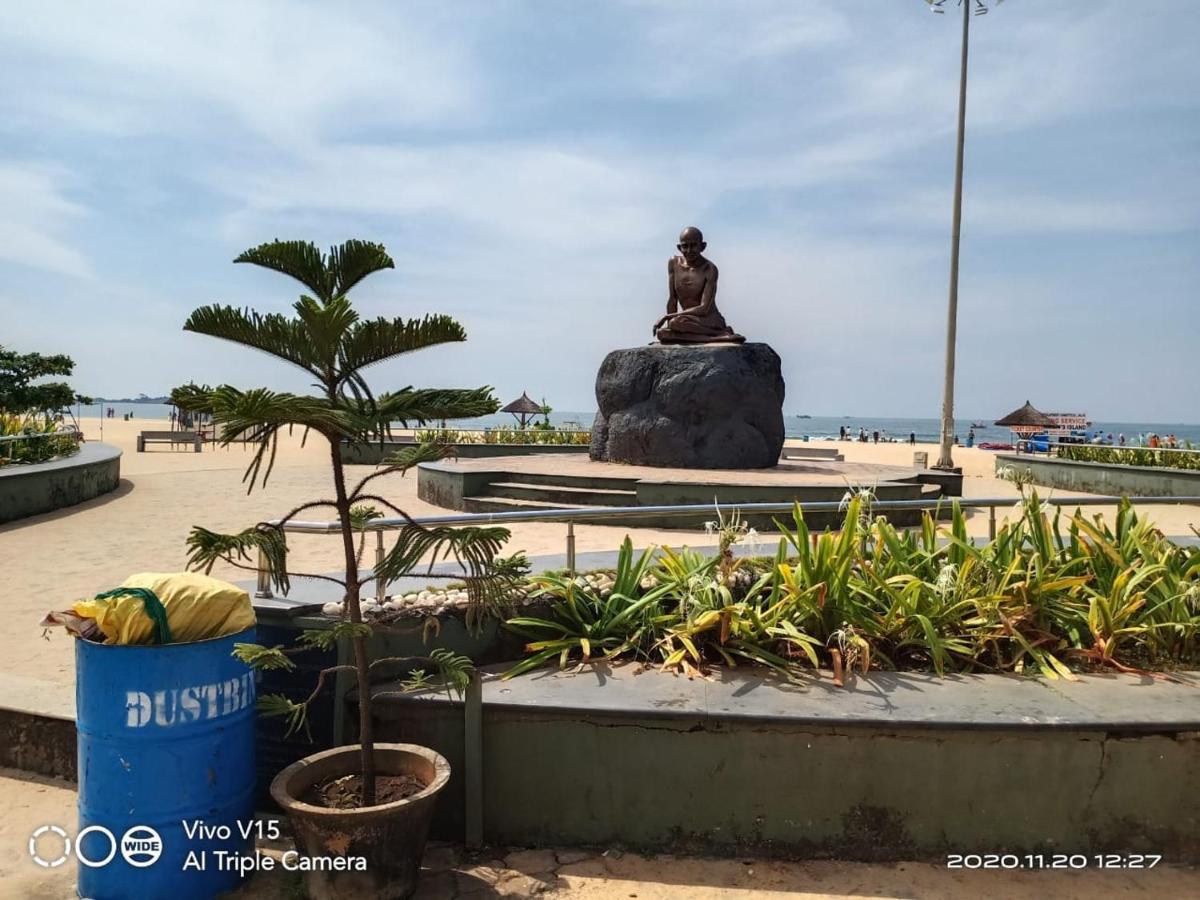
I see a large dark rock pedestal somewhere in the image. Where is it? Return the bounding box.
[589,343,785,469]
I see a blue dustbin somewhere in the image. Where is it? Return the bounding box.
[76,628,257,899]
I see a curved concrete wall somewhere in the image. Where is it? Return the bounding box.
[995,453,1200,498]
[342,440,589,465]
[373,666,1200,860]
[0,442,122,523]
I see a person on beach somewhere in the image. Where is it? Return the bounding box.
[872,430,879,444]
[1118,433,1125,446]
[909,432,916,445]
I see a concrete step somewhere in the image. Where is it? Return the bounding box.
[781,446,844,461]
[486,470,637,492]
[486,481,637,506]
[462,495,623,515]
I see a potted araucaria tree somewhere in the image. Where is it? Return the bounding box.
[174,239,517,899]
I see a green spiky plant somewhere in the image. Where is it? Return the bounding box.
[506,494,1200,683]
[175,239,514,805]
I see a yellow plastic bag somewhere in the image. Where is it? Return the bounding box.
[71,572,255,645]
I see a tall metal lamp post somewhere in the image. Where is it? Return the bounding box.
[927,0,1000,470]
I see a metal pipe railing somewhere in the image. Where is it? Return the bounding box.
[0,426,81,444]
[1,426,83,462]
[251,494,1200,598]
[273,495,1200,534]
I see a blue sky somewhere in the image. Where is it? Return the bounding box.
[1,1,1197,421]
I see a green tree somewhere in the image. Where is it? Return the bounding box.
[0,344,85,412]
[176,239,514,805]
[532,396,554,431]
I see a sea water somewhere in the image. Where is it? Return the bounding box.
[71,404,1200,447]
[429,412,1200,447]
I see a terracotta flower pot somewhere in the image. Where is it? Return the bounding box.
[270,743,450,899]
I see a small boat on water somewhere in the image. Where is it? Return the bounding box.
[970,421,987,429]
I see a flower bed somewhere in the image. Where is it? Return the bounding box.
[1057,443,1200,471]
[0,414,80,467]
[415,426,590,446]
[502,497,1199,682]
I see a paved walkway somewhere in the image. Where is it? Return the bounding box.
[5,769,1196,899]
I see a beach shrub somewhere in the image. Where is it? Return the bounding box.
[412,426,590,445]
[1057,444,1200,471]
[415,427,480,444]
[484,426,591,445]
[174,239,520,806]
[504,538,673,677]
[505,494,1200,682]
[0,412,80,467]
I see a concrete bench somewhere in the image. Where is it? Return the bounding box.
[137,430,201,452]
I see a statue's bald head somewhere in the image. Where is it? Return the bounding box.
[677,226,706,264]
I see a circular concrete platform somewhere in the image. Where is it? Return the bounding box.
[417,453,945,530]
[0,442,122,524]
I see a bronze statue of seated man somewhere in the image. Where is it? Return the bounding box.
[653,226,745,345]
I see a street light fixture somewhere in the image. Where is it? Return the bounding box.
[926,0,1001,470]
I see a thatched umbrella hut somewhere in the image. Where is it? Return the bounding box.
[501,392,544,429]
[994,401,1057,439]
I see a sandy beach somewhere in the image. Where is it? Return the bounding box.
[2,418,1198,709]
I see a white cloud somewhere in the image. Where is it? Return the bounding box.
[0,0,1195,418]
[212,141,682,251]
[0,163,92,278]
[0,1,478,145]
[872,185,1198,236]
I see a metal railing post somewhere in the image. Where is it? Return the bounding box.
[988,505,997,541]
[375,530,386,602]
[255,545,273,599]
[566,521,576,574]
[464,670,483,849]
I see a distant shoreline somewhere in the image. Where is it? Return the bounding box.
[93,397,170,404]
